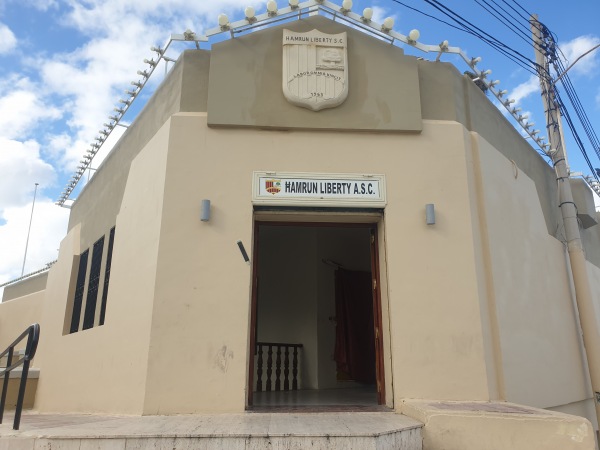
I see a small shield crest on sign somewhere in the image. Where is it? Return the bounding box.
[282,29,348,111]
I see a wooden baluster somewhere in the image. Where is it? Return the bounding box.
[292,346,299,391]
[266,345,273,392]
[256,344,263,392]
[283,346,290,391]
[275,345,282,391]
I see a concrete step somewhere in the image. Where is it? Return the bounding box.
[0,410,423,449]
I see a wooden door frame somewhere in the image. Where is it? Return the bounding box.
[246,220,386,407]
[370,226,386,404]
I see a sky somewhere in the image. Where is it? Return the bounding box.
[0,0,599,294]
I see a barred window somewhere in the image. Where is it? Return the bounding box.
[67,227,116,334]
[99,227,115,326]
[83,236,104,330]
[69,249,89,334]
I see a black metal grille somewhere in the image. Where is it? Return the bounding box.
[99,227,115,326]
[69,249,89,334]
[83,236,104,330]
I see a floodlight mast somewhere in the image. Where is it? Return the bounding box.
[531,14,600,421]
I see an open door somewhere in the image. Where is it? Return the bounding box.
[370,227,386,404]
[247,221,386,408]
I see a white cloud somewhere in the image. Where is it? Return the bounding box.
[371,7,395,28]
[0,138,56,209]
[0,77,62,140]
[510,75,539,104]
[33,0,264,179]
[559,35,600,76]
[0,199,69,298]
[0,23,17,54]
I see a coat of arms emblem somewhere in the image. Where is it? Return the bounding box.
[282,29,348,111]
[265,179,281,195]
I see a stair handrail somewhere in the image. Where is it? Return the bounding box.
[0,323,40,430]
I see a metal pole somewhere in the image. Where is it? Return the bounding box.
[21,183,39,277]
[531,14,600,421]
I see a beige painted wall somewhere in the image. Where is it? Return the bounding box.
[2,272,48,302]
[33,119,172,414]
[134,114,495,414]
[3,15,598,424]
[0,291,44,354]
[7,115,596,420]
[471,133,594,424]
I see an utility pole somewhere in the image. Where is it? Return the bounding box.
[531,15,600,422]
[21,183,39,276]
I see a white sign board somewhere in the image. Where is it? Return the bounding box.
[253,172,386,207]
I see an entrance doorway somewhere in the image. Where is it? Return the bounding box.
[248,221,386,409]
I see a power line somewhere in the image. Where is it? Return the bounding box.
[507,0,534,22]
[418,0,540,74]
[497,0,530,24]
[475,0,534,46]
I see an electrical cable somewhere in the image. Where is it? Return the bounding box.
[475,0,536,47]
[507,0,534,23]
[497,0,530,24]
[387,0,539,75]
[383,0,600,181]
[418,0,540,74]
[385,0,469,34]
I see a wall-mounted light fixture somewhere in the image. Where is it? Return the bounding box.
[426,204,436,225]
[201,199,211,222]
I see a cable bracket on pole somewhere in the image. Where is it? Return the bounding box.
[558,201,577,209]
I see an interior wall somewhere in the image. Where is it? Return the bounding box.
[315,227,372,389]
[255,225,373,391]
[256,226,319,390]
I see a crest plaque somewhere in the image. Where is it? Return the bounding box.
[282,29,348,111]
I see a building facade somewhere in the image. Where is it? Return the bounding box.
[2,14,600,444]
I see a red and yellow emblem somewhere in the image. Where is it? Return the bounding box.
[265,179,282,195]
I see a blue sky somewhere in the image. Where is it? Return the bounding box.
[1,0,599,291]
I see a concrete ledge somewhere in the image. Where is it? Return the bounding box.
[0,369,39,410]
[401,399,594,450]
[5,368,39,379]
[0,411,423,450]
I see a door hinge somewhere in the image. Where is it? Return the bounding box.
[371,234,375,244]
[377,380,381,393]
[373,279,377,290]
[375,327,379,340]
